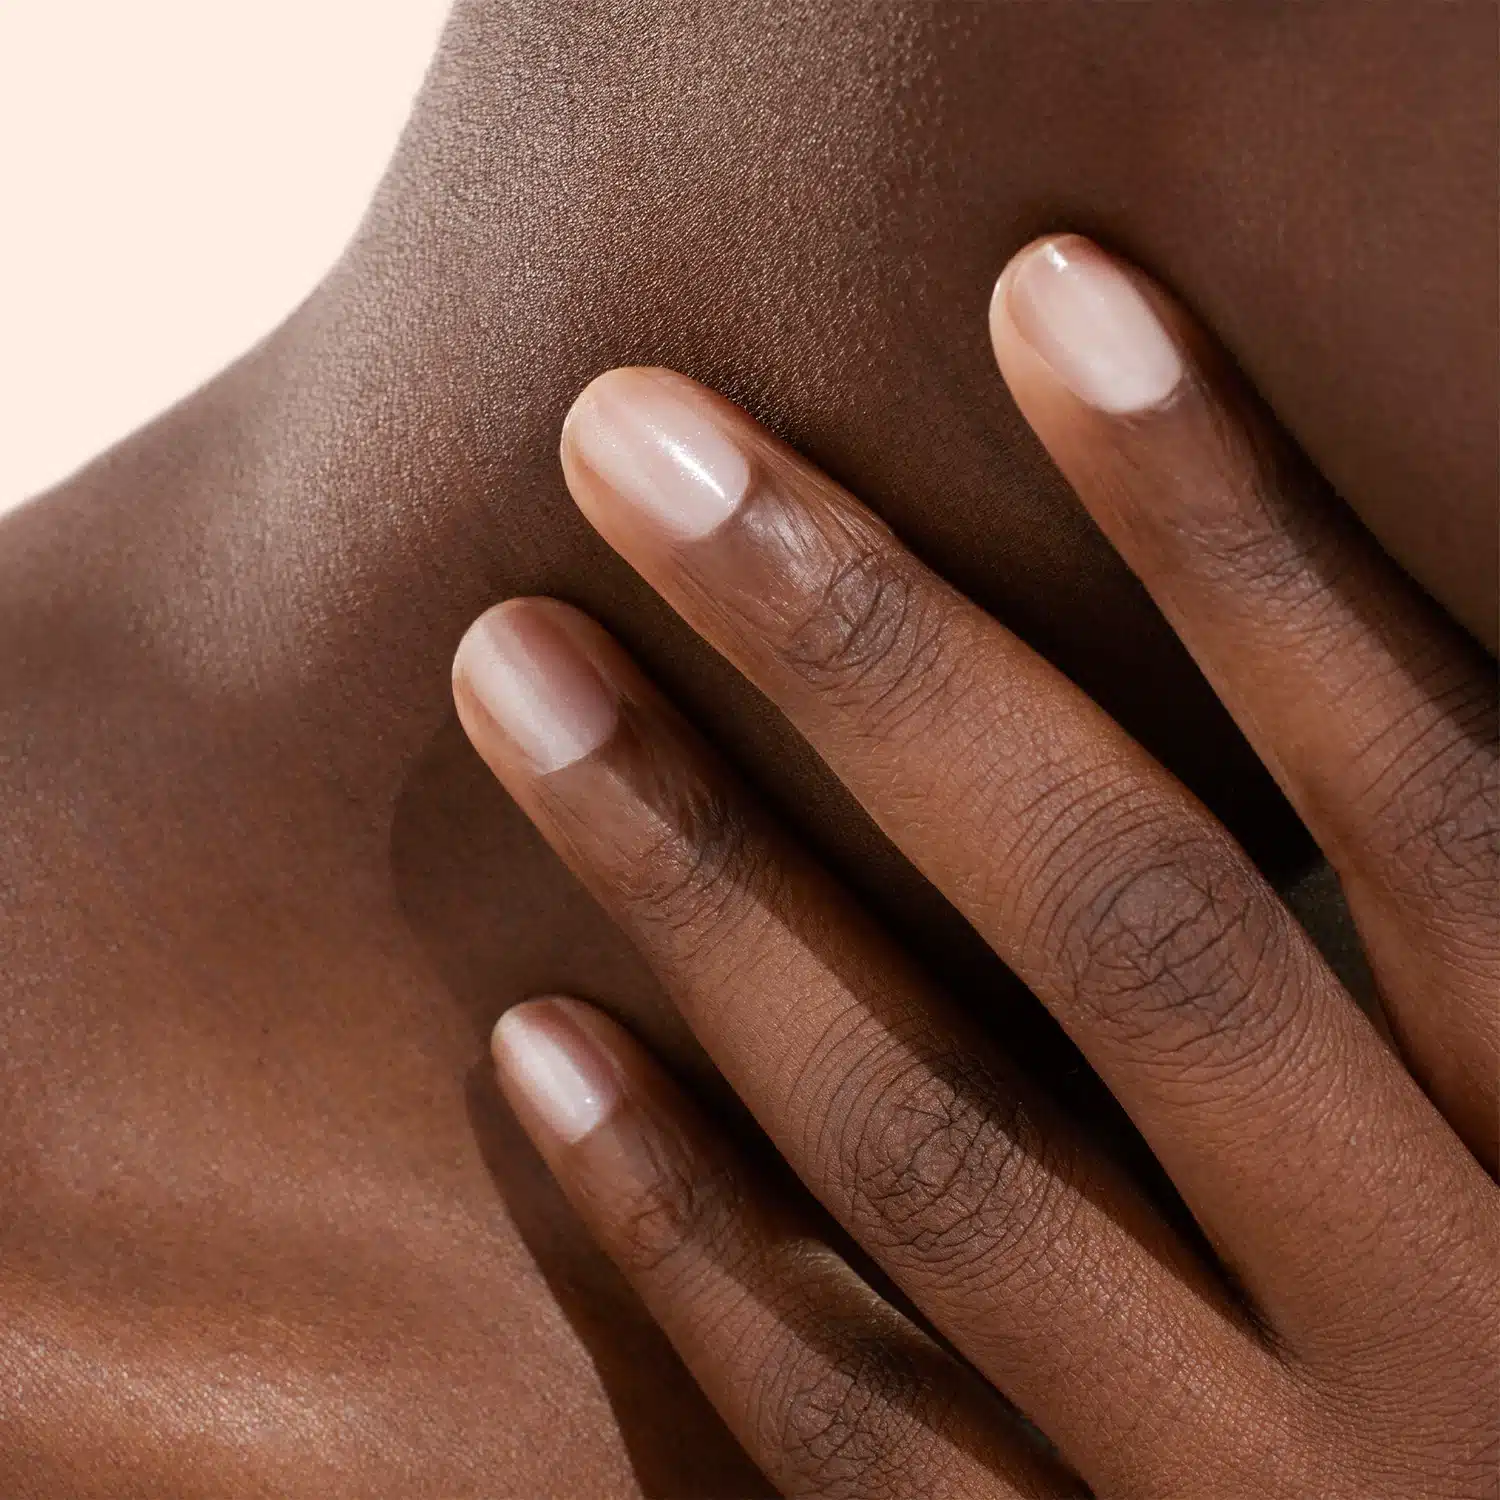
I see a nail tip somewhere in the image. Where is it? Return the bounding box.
[497,1001,620,1144]
[456,603,618,774]
[493,999,547,1058]
[491,1008,518,1057]
[1004,235,1184,416]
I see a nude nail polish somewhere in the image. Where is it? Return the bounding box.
[493,1000,622,1144]
[562,368,750,541]
[455,602,618,773]
[1003,238,1184,414]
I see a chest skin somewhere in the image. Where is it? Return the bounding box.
[1,4,1493,1495]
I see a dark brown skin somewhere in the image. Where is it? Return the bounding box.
[463,237,1497,1497]
[1,4,1495,1496]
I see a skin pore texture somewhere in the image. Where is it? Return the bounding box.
[1,4,1495,1497]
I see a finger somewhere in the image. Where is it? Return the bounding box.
[989,233,1500,1168]
[492,997,1080,1500]
[553,367,1495,1353]
[455,599,1287,1500]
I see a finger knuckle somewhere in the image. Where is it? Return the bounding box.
[835,1048,1071,1290]
[1045,822,1307,1068]
[758,1336,928,1500]
[1190,502,1311,605]
[612,768,769,944]
[607,1127,742,1279]
[1354,691,1500,924]
[1159,415,1332,616]
[780,540,959,739]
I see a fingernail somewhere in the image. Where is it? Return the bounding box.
[454,602,618,773]
[493,999,622,1144]
[561,368,750,541]
[1002,238,1183,414]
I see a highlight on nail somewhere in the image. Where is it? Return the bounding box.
[453,600,619,774]
[561,368,751,542]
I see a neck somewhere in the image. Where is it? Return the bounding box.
[40,0,967,782]
[27,0,1486,870]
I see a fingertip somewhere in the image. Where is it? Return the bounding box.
[451,597,621,775]
[559,365,659,462]
[989,234,1184,417]
[491,993,612,1058]
[559,364,751,545]
[490,994,552,1063]
[492,996,626,1146]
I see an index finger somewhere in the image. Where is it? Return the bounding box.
[988,235,1499,1167]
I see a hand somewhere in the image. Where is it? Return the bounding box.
[452,236,1497,1498]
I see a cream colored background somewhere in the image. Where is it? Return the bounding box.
[0,1,452,511]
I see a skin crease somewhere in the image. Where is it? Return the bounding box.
[458,271,1496,1493]
[0,3,1495,1497]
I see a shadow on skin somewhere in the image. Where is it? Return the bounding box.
[389,704,1256,1485]
[392,713,773,1498]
